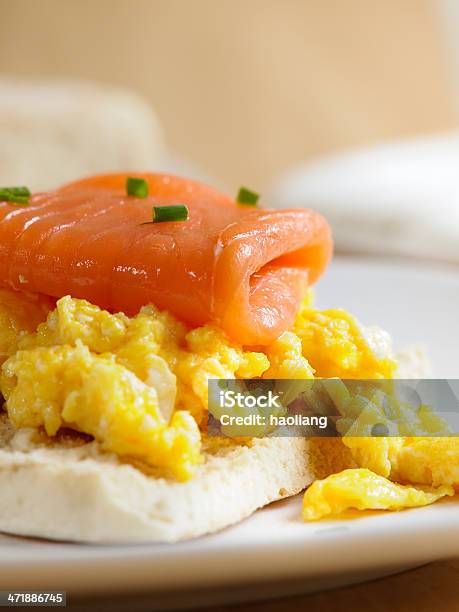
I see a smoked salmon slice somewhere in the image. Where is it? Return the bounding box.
[0,174,332,345]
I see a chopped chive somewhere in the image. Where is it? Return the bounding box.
[236,186,259,206]
[154,205,188,223]
[0,186,31,205]
[142,205,189,224]
[2,187,30,197]
[126,177,149,198]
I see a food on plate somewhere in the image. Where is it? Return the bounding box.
[0,173,454,542]
[0,173,331,345]
[302,469,454,520]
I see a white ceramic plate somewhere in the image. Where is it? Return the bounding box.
[1,257,458,608]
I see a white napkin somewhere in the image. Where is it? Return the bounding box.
[269,134,459,261]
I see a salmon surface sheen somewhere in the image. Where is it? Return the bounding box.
[0,174,332,345]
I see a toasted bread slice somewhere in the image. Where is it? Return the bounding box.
[0,415,349,542]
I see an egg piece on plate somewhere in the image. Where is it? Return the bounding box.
[302,468,454,520]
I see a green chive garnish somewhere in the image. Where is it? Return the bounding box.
[236,186,259,206]
[141,205,189,224]
[0,186,31,206]
[126,177,149,198]
[152,205,189,223]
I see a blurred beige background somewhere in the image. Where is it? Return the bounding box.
[0,0,458,191]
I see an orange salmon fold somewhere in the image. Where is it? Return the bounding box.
[0,174,332,346]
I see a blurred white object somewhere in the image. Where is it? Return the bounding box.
[269,134,459,261]
[0,80,165,191]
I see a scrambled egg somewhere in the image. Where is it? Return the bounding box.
[0,288,457,519]
[2,342,200,480]
[293,307,396,379]
[302,469,454,520]
[0,292,272,479]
